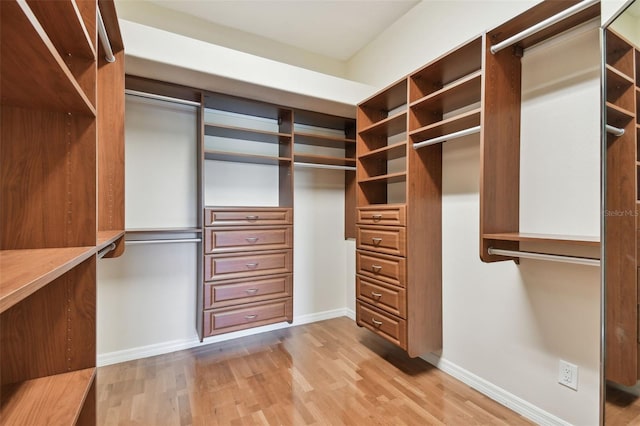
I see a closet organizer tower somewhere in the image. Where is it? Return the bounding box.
[0,0,125,424]
[355,0,600,357]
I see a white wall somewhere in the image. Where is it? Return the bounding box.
[347,3,601,425]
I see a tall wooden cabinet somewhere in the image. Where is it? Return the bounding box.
[604,28,640,386]
[0,0,125,423]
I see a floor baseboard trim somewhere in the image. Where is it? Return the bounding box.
[421,353,571,426]
[98,308,350,367]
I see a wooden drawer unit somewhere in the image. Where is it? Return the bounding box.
[205,208,292,227]
[357,205,406,226]
[356,276,406,318]
[204,274,292,309]
[205,250,292,281]
[204,299,293,337]
[205,226,292,254]
[357,225,406,257]
[356,250,406,288]
[357,301,406,349]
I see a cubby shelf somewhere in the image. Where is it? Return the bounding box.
[607,64,635,86]
[204,123,291,145]
[294,131,355,148]
[409,108,481,143]
[606,29,636,78]
[204,150,292,166]
[483,232,600,247]
[409,70,482,112]
[0,247,95,314]
[294,154,355,167]
[1,0,96,115]
[358,110,407,137]
[358,142,407,161]
[607,102,636,126]
[358,171,407,185]
[0,368,95,425]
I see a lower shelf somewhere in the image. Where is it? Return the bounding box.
[0,368,95,426]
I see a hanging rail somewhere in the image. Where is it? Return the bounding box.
[413,126,481,150]
[97,242,116,259]
[125,89,201,108]
[294,162,356,171]
[606,124,625,137]
[126,238,202,245]
[490,0,599,54]
[488,247,600,266]
[97,8,115,63]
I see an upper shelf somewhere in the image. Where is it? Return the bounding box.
[358,142,407,161]
[483,232,600,247]
[607,102,635,127]
[204,150,292,166]
[97,230,125,251]
[358,111,407,137]
[294,131,355,148]
[204,123,291,144]
[0,0,96,115]
[409,108,481,144]
[0,247,96,314]
[410,70,482,114]
[606,28,635,80]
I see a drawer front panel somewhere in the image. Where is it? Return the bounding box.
[205,250,292,281]
[205,226,292,253]
[356,250,406,287]
[204,299,293,336]
[205,208,292,226]
[204,274,292,309]
[357,301,406,349]
[356,276,406,318]
[357,225,406,257]
[357,206,406,226]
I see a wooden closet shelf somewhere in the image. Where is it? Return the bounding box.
[606,64,635,86]
[294,131,355,148]
[358,111,407,137]
[97,230,125,251]
[126,227,202,234]
[409,108,481,142]
[26,0,96,60]
[0,368,95,426]
[483,232,600,247]
[294,154,355,167]
[358,142,407,161]
[0,246,96,314]
[204,150,292,166]
[359,172,407,185]
[204,123,291,144]
[409,70,482,113]
[0,0,96,115]
[606,29,636,79]
[360,79,407,112]
[607,102,636,126]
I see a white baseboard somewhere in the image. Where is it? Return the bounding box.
[345,308,355,320]
[421,353,571,426]
[98,308,350,367]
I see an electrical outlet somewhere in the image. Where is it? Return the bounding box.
[558,360,578,390]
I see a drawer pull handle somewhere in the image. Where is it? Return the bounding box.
[371,265,382,272]
[245,288,259,294]
[371,318,383,326]
[245,314,258,320]
[371,237,382,245]
[245,237,259,243]
[246,215,259,221]
[371,291,382,298]
[246,263,259,269]
[372,214,383,222]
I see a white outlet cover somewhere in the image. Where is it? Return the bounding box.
[558,360,578,391]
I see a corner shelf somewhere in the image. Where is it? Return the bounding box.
[0,0,96,115]
[0,368,95,425]
[0,247,96,314]
[204,123,291,145]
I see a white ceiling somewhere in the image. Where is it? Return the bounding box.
[146,0,420,61]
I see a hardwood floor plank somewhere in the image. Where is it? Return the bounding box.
[97,317,532,425]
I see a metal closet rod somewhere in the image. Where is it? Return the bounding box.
[606,124,625,137]
[294,162,356,171]
[125,89,201,107]
[126,238,202,245]
[97,8,115,63]
[490,0,599,54]
[97,242,116,259]
[413,126,481,150]
[488,247,600,266]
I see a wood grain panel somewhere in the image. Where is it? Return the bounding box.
[205,250,292,282]
[357,301,407,349]
[356,225,406,257]
[205,226,292,254]
[356,275,406,318]
[356,205,406,226]
[204,298,293,336]
[205,207,292,227]
[356,250,406,288]
[204,274,292,309]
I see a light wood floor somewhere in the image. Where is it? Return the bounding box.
[606,385,640,425]
[97,317,532,425]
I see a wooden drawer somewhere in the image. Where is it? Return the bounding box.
[204,299,293,337]
[356,276,406,318]
[205,250,292,281]
[356,250,406,288]
[204,274,292,309]
[357,301,406,349]
[205,226,292,254]
[205,208,292,227]
[357,205,405,226]
[357,225,406,257]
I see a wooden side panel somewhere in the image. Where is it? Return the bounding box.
[1,106,96,249]
[480,36,521,262]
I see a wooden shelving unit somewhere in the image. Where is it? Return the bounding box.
[605,27,640,387]
[1,0,125,422]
